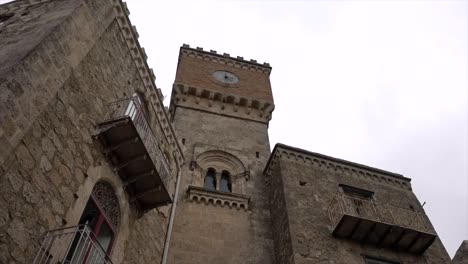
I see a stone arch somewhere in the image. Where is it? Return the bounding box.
[195,150,247,194]
[63,165,129,264]
[195,150,246,176]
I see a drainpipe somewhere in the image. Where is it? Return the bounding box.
[161,168,182,264]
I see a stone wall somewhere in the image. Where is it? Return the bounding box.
[265,144,451,264]
[452,240,468,264]
[0,0,178,263]
[268,160,294,264]
[167,106,274,264]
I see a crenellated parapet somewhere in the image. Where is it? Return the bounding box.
[180,44,272,75]
[170,83,275,124]
[111,0,185,166]
[264,144,413,191]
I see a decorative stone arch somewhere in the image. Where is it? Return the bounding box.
[64,165,131,264]
[196,150,246,175]
[91,181,121,230]
[194,150,248,194]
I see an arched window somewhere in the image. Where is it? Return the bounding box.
[220,170,232,192]
[67,181,120,262]
[204,168,216,190]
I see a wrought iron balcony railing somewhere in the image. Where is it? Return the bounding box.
[94,96,173,210]
[101,97,172,187]
[328,192,431,233]
[33,225,113,264]
[328,192,437,254]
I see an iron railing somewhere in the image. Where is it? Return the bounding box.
[328,192,432,233]
[102,97,172,186]
[33,225,113,264]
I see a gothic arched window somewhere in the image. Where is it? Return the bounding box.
[67,181,120,262]
[220,170,232,193]
[204,168,217,190]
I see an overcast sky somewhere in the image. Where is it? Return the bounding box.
[124,0,467,257]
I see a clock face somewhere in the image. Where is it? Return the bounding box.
[212,71,239,85]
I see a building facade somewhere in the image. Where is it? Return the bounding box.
[0,0,184,263]
[0,0,459,263]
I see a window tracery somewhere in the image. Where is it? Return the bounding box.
[91,181,120,229]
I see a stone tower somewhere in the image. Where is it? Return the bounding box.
[167,45,275,264]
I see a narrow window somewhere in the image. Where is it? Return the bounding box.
[204,168,216,190]
[256,152,259,158]
[219,170,232,192]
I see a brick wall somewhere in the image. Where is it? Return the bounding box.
[175,49,274,103]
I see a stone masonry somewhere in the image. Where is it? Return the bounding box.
[452,241,468,264]
[0,0,463,263]
[167,45,275,264]
[264,144,451,264]
[0,0,183,263]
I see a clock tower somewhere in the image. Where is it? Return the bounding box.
[167,45,275,264]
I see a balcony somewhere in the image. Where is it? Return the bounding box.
[328,192,437,254]
[33,225,113,264]
[93,97,172,211]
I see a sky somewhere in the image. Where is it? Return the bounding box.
[123,0,467,257]
[1,0,465,258]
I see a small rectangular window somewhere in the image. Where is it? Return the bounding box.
[363,256,400,264]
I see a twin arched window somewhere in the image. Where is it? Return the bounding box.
[204,168,232,192]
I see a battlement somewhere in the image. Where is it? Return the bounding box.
[264,143,412,191]
[180,44,272,74]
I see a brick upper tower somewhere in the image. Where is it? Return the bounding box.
[167,45,275,264]
[169,44,274,124]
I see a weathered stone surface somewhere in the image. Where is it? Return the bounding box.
[22,181,42,204]
[0,0,181,263]
[41,137,56,160]
[7,219,28,249]
[39,155,52,173]
[452,240,468,264]
[168,48,275,264]
[6,172,22,193]
[0,1,456,264]
[264,144,451,264]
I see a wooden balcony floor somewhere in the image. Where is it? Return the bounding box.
[332,214,437,254]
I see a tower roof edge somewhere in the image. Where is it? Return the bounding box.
[180,44,272,70]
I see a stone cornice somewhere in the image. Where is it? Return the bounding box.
[264,143,412,191]
[180,44,272,75]
[187,185,250,211]
[111,0,185,166]
[169,83,275,124]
